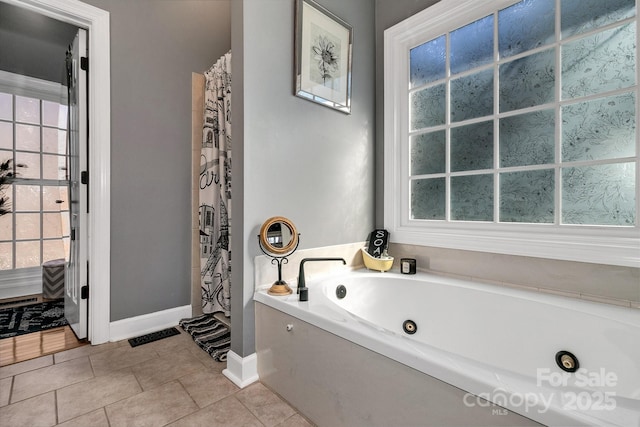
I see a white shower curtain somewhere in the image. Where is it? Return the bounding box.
[199,51,231,316]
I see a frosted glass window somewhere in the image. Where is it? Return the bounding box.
[15,96,40,124]
[450,15,494,75]
[0,93,12,120]
[562,163,636,225]
[562,93,636,162]
[500,110,555,167]
[450,69,493,122]
[410,36,446,88]
[411,131,445,175]
[562,23,636,100]
[411,178,445,220]
[561,0,635,38]
[386,0,640,268]
[16,124,40,152]
[499,0,555,58]
[0,122,12,150]
[500,169,554,223]
[451,121,493,172]
[410,83,446,131]
[500,49,555,112]
[451,174,493,221]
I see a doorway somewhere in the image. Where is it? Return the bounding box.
[0,0,111,345]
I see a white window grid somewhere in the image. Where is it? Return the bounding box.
[384,0,640,267]
[0,91,70,271]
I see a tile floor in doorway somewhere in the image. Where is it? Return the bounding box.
[0,327,313,427]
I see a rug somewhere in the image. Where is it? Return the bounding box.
[0,300,68,339]
[179,314,230,362]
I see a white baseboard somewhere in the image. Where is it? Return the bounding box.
[223,351,259,388]
[109,305,192,342]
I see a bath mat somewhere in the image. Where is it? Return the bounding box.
[128,327,181,347]
[0,300,68,339]
[179,314,230,362]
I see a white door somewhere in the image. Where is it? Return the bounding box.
[64,28,88,340]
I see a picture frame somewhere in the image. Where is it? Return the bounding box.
[295,0,353,114]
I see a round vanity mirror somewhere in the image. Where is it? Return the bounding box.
[258,216,300,296]
[259,216,299,256]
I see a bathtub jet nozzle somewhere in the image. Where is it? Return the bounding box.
[555,350,579,373]
[297,257,347,302]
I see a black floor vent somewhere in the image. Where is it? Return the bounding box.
[128,327,181,347]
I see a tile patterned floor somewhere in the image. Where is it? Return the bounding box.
[0,328,313,427]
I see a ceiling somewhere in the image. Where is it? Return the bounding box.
[0,1,79,83]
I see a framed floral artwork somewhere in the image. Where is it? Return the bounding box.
[295,0,353,114]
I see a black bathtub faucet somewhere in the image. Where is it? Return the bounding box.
[297,258,347,301]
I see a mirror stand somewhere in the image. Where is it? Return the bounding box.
[258,236,300,295]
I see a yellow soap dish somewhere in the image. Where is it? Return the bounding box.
[361,248,394,272]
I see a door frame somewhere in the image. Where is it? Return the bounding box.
[3,0,111,344]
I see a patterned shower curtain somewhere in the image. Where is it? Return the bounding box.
[199,51,231,316]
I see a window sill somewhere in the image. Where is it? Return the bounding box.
[388,222,639,268]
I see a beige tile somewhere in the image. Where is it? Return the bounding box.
[131,348,206,390]
[56,408,110,427]
[56,370,141,423]
[179,370,238,408]
[54,341,120,364]
[11,357,93,403]
[105,380,199,427]
[0,391,56,427]
[276,413,315,427]
[89,344,158,376]
[186,343,227,372]
[236,382,297,427]
[0,376,11,407]
[0,355,53,379]
[166,395,262,427]
[143,328,193,355]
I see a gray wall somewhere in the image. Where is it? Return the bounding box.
[232,0,376,356]
[81,0,231,321]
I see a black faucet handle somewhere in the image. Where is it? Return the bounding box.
[299,287,309,301]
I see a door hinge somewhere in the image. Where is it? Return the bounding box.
[80,57,88,71]
[81,285,89,300]
[70,229,76,241]
[81,171,89,184]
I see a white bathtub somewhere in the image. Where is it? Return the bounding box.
[254,269,640,426]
